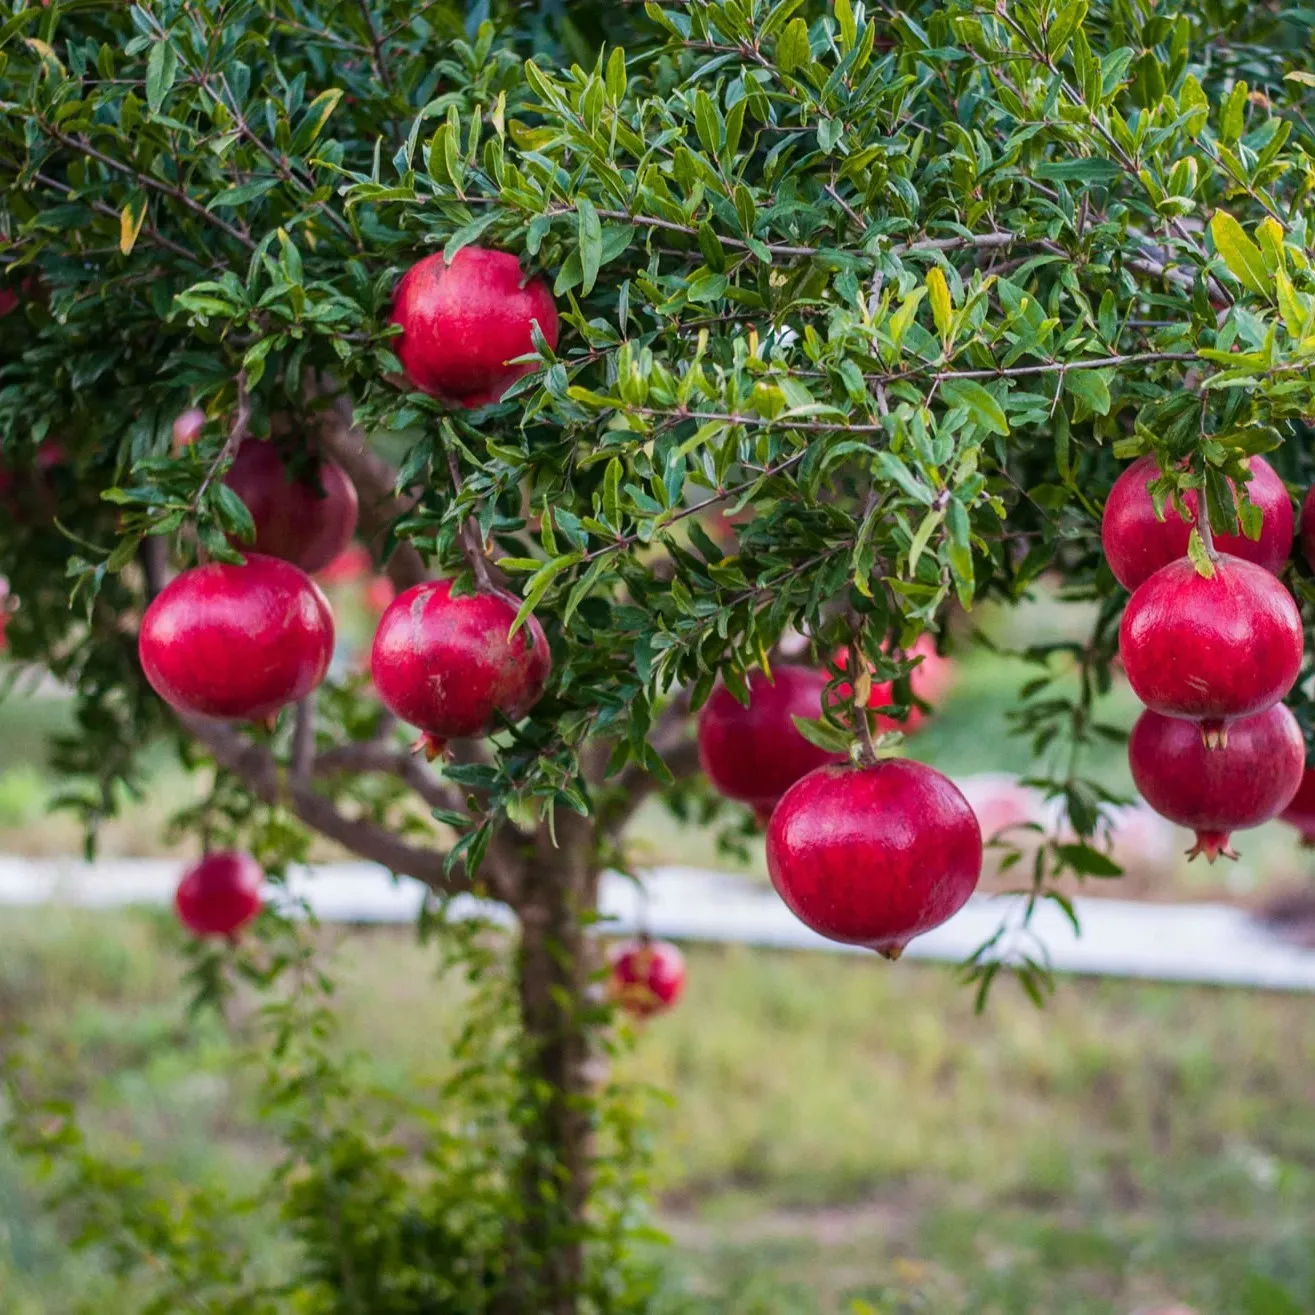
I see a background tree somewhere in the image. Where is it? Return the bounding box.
[3,0,1315,1309]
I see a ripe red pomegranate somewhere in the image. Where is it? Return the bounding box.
[140,555,334,721]
[698,666,844,813]
[316,544,372,586]
[175,851,264,938]
[766,760,983,958]
[1129,704,1304,861]
[370,579,551,755]
[1299,483,1315,575]
[608,938,686,1018]
[1118,554,1303,745]
[364,574,395,615]
[391,248,559,407]
[1102,455,1293,591]
[172,407,207,450]
[1280,767,1315,845]
[831,635,956,735]
[223,441,359,574]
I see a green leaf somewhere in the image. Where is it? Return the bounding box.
[834,0,857,51]
[209,178,279,210]
[944,498,976,608]
[791,715,851,754]
[1209,211,1270,297]
[693,90,720,156]
[1186,528,1216,579]
[1053,843,1122,877]
[577,197,603,297]
[1276,270,1309,339]
[941,378,1009,436]
[146,39,177,116]
[290,88,344,156]
[605,46,627,103]
[1178,74,1209,137]
[1064,369,1111,418]
[510,553,582,636]
[776,16,811,75]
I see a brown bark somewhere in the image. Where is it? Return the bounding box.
[504,808,600,1315]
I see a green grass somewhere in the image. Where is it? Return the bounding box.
[1,910,1313,1313]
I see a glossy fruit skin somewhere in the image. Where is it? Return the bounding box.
[1102,455,1293,591]
[1299,484,1315,576]
[832,635,956,735]
[370,579,551,746]
[140,555,335,721]
[766,760,983,958]
[1129,704,1305,861]
[1280,767,1315,844]
[224,441,359,574]
[391,248,559,407]
[175,851,264,938]
[1118,554,1303,738]
[608,939,686,1018]
[698,666,844,812]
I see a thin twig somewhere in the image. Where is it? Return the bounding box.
[353,0,395,94]
[446,447,496,592]
[194,371,250,509]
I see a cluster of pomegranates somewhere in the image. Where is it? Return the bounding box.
[1105,455,1315,860]
[697,641,982,959]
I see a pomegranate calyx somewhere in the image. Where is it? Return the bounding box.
[1187,830,1239,863]
[1200,719,1229,751]
[410,732,449,762]
[874,941,906,962]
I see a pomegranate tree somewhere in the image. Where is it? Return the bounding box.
[1102,455,1293,591]
[697,666,842,815]
[139,555,334,721]
[766,760,983,958]
[1128,704,1305,860]
[390,247,560,407]
[223,441,359,574]
[608,939,687,1018]
[370,579,551,757]
[1118,554,1303,745]
[831,634,955,735]
[175,851,265,938]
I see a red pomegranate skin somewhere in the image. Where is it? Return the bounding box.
[1129,704,1305,861]
[390,248,559,407]
[370,579,551,745]
[1118,554,1303,737]
[608,939,686,1018]
[698,666,844,811]
[1102,455,1293,591]
[766,760,983,958]
[1299,484,1315,576]
[1280,767,1315,844]
[224,441,359,574]
[140,554,335,721]
[175,850,264,938]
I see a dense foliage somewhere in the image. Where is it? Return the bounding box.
[4,0,1315,1308]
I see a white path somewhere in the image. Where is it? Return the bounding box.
[0,855,1312,993]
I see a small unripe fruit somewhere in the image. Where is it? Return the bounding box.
[1118,555,1303,745]
[140,555,335,722]
[767,760,983,958]
[391,248,559,407]
[698,666,843,813]
[223,441,359,574]
[1129,704,1305,861]
[1102,455,1292,591]
[608,939,686,1018]
[370,579,551,754]
[175,851,264,938]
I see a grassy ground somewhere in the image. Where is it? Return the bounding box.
[1,909,1313,1314]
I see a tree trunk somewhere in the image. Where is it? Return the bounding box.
[504,809,600,1315]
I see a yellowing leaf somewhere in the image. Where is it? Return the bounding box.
[1187,528,1216,579]
[1209,211,1270,297]
[1256,216,1286,274]
[1285,71,1315,87]
[119,195,147,256]
[1276,269,1310,340]
[926,266,952,346]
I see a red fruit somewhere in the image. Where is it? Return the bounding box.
[832,635,955,735]
[370,579,551,753]
[698,666,844,812]
[224,441,359,574]
[1129,704,1305,861]
[364,575,395,615]
[1299,484,1315,575]
[1102,455,1293,591]
[175,850,264,938]
[767,760,982,957]
[608,939,686,1018]
[391,248,559,407]
[316,544,372,586]
[1280,768,1315,845]
[140,555,334,721]
[1118,555,1303,745]
[171,407,207,451]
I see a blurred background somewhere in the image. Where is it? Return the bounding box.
[1,574,1313,1315]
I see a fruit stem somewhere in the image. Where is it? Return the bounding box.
[446,447,497,593]
[846,634,881,768]
[1195,484,1217,558]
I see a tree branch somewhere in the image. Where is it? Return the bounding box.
[314,740,466,815]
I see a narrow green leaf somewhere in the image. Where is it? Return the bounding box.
[941,378,1009,436]
[146,39,177,116]
[1209,211,1269,297]
[577,197,602,297]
